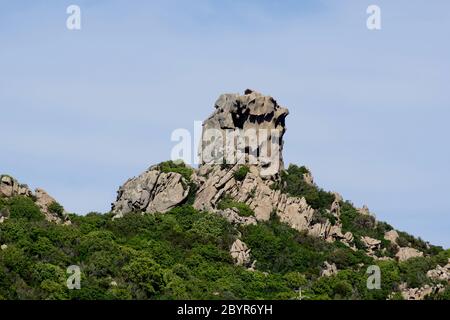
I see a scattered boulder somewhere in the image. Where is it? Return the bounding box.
[400,283,444,300]
[395,247,423,262]
[302,171,314,186]
[320,261,338,277]
[361,236,381,256]
[217,208,257,226]
[358,205,371,216]
[35,188,71,225]
[426,259,450,281]
[230,239,251,266]
[1,244,7,251]
[384,230,399,245]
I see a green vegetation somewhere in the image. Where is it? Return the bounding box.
[217,196,254,217]
[158,160,193,181]
[273,165,335,210]
[48,201,65,217]
[233,166,250,181]
[0,161,448,300]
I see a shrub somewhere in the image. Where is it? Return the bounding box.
[7,196,43,221]
[278,165,335,210]
[217,196,254,217]
[158,160,193,181]
[233,166,250,181]
[48,201,64,217]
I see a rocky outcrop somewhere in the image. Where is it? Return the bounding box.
[0,175,32,198]
[400,283,444,300]
[217,208,257,226]
[396,247,423,262]
[427,260,450,282]
[230,239,251,266]
[384,230,399,244]
[111,91,354,247]
[112,167,190,218]
[361,236,381,256]
[0,175,70,225]
[320,261,338,277]
[358,205,371,216]
[200,90,288,177]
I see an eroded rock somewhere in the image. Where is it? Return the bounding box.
[112,168,190,218]
[396,247,423,262]
[230,239,251,266]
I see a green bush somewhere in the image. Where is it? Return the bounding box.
[7,196,43,221]
[48,201,64,217]
[277,165,335,210]
[234,166,250,181]
[217,196,254,217]
[158,160,193,181]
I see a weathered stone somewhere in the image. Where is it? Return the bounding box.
[0,175,32,198]
[320,261,338,277]
[35,188,70,224]
[358,205,371,216]
[0,244,7,251]
[217,208,257,226]
[427,260,450,282]
[230,239,251,266]
[200,90,289,178]
[384,230,399,244]
[400,283,444,300]
[396,247,423,262]
[112,169,190,218]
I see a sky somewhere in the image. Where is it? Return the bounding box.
[1,0,449,247]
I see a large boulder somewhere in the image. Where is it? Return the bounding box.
[112,167,190,218]
[396,247,424,262]
[200,90,289,177]
[230,239,251,266]
[0,175,32,198]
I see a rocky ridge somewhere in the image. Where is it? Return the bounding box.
[0,175,70,225]
[111,90,430,271]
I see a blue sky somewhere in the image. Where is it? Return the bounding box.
[1,1,449,247]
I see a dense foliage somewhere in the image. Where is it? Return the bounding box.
[0,163,448,300]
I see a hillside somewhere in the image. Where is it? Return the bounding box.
[1,90,449,300]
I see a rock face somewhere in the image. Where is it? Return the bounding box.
[427,259,450,282]
[400,283,444,300]
[200,89,289,177]
[396,247,423,262]
[320,261,338,277]
[0,175,32,198]
[0,175,70,225]
[112,166,190,218]
[230,239,251,266]
[384,230,399,244]
[112,91,354,248]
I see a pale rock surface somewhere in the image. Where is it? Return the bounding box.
[426,259,450,282]
[358,205,371,216]
[0,175,32,198]
[112,168,190,218]
[320,261,338,277]
[0,175,70,225]
[200,90,288,178]
[34,188,71,224]
[1,244,7,250]
[230,239,251,266]
[396,247,423,262]
[400,283,444,300]
[384,230,399,245]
